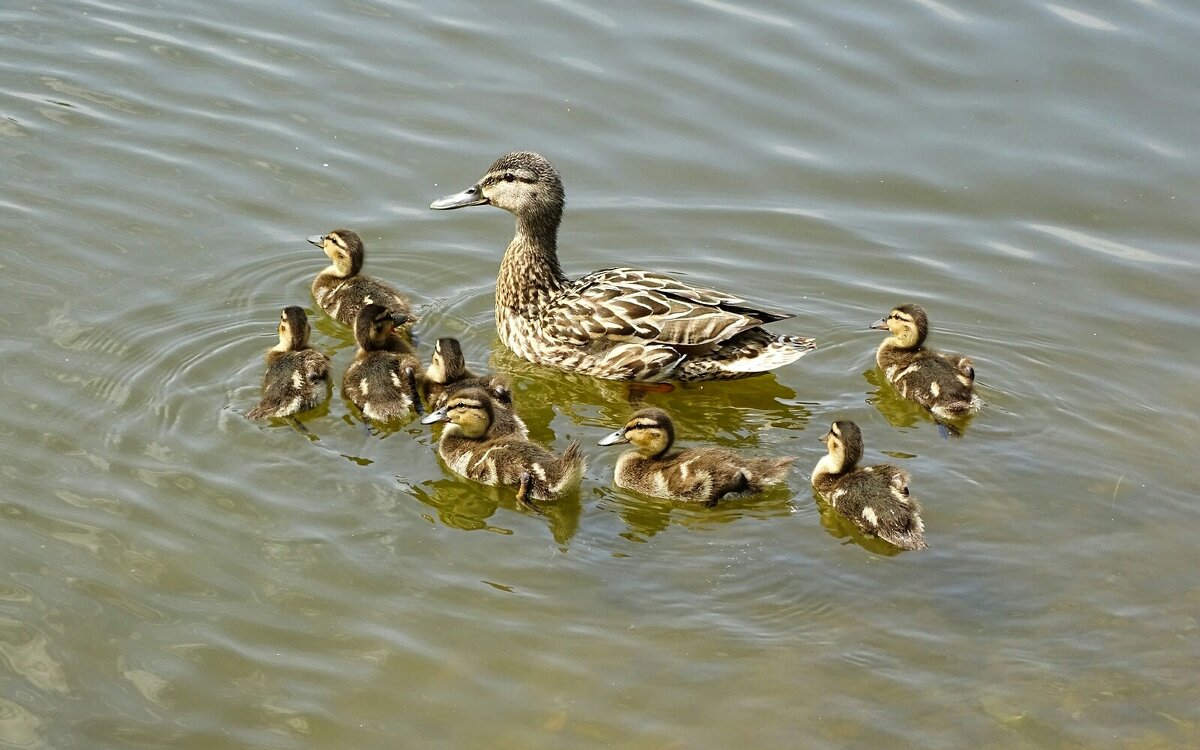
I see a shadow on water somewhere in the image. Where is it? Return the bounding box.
[601,482,797,540]
[409,476,582,546]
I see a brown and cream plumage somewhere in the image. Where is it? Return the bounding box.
[811,420,926,551]
[246,306,331,420]
[308,229,414,329]
[429,151,814,381]
[598,407,795,505]
[871,304,980,421]
[342,304,423,422]
[421,388,584,507]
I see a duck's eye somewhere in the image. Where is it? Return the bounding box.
[503,173,515,183]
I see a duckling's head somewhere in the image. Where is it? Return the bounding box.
[427,337,468,384]
[420,387,494,439]
[598,407,675,458]
[273,306,311,352]
[353,303,408,350]
[870,304,928,348]
[819,420,864,472]
[306,229,364,277]
[430,151,565,227]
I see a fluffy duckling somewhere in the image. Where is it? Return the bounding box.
[342,304,423,422]
[421,388,585,507]
[598,408,795,505]
[246,306,330,420]
[430,151,814,381]
[422,337,509,404]
[308,229,414,328]
[811,420,926,551]
[871,304,980,421]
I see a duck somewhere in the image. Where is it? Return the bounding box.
[871,304,980,421]
[421,387,585,507]
[307,229,414,329]
[342,304,423,422]
[810,420,926,550]
[598,407,796,505]
[246,306,331,420]
[422,337,528,437]
[429,151,814,382]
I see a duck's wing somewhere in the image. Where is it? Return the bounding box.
[545,267,792,348]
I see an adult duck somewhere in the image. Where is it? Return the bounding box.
[430,151,814,381]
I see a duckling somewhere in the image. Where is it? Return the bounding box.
[810,420,926,551]
[428,379,528,440]
[422,337,509,404]
[871,304,980,421]
[308,229,414,329]
[342,304,423,422]
[246,306,331,420]
[598,408,796,505]
[421,388,585,507]
[430,151,814,381]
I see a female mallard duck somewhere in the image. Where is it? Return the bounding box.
[308,229,414,329]
[343,304,423,422]
[598,407,795,505]
[421,388,585,507]
[811,420,926,550]
[247,306,331,420]
[871,304,980,421]
[429,151,814,382]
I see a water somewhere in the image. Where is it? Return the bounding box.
[2,0,1198,747]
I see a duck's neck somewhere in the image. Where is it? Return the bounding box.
[811,452,848,485]
[497,212,568,316]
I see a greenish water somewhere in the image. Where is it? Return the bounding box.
[2,1,1198,748]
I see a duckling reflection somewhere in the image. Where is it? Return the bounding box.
[308,229,414,329]
[421,388,585,508]
[870,304,980,424]
[343,304,423,423]
[811,420,927,551]
[599,408,795,506]
[409,477,581,545]
[246,306,331,421]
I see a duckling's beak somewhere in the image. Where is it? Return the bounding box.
[819,431,831,444]
[869,318,889,330]
[306,234,326,248]
[598,428,629,446]
[420,405,448,425]
[430,184,489,210]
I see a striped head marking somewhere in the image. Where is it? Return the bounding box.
[599,407,675,457]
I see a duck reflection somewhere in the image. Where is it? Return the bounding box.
[409,477,581,545]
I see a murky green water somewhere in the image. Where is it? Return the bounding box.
[2,1,1198,747]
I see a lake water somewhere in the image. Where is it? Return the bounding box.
[2,0,1198,747]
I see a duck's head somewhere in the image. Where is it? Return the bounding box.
[420,387,494,439]
[307,229,364,277]
[430,151,565,225]
[273,306,311,351]
[870,303,928,348]
[819,420,864,471]
[353,303,408,350]
[598,407,675,458]
[427,337,468,385]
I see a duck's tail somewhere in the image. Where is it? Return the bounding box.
[551,442,587,495]
[746,455,798,489]
[681,328,815,380]
[880,514,928,551]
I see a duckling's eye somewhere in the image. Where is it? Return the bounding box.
[503,173,515,183]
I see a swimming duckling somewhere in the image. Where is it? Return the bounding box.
[598,408,796,505]
[429,151,814,381]
[421,388,585,507]
[428,378,528,440]
[342,304,423,422]
[811,420,926,551]
[308,229,414,329]
[246,306,331,420]
[422,337,509,404]
[871,304,980,421]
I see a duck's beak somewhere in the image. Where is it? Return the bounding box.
[597,428,629,446]
[869,317,889,330]
[430,184,488,210]
[420,405,448,425]
[306,234,326,248]
[819,431,831,444]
